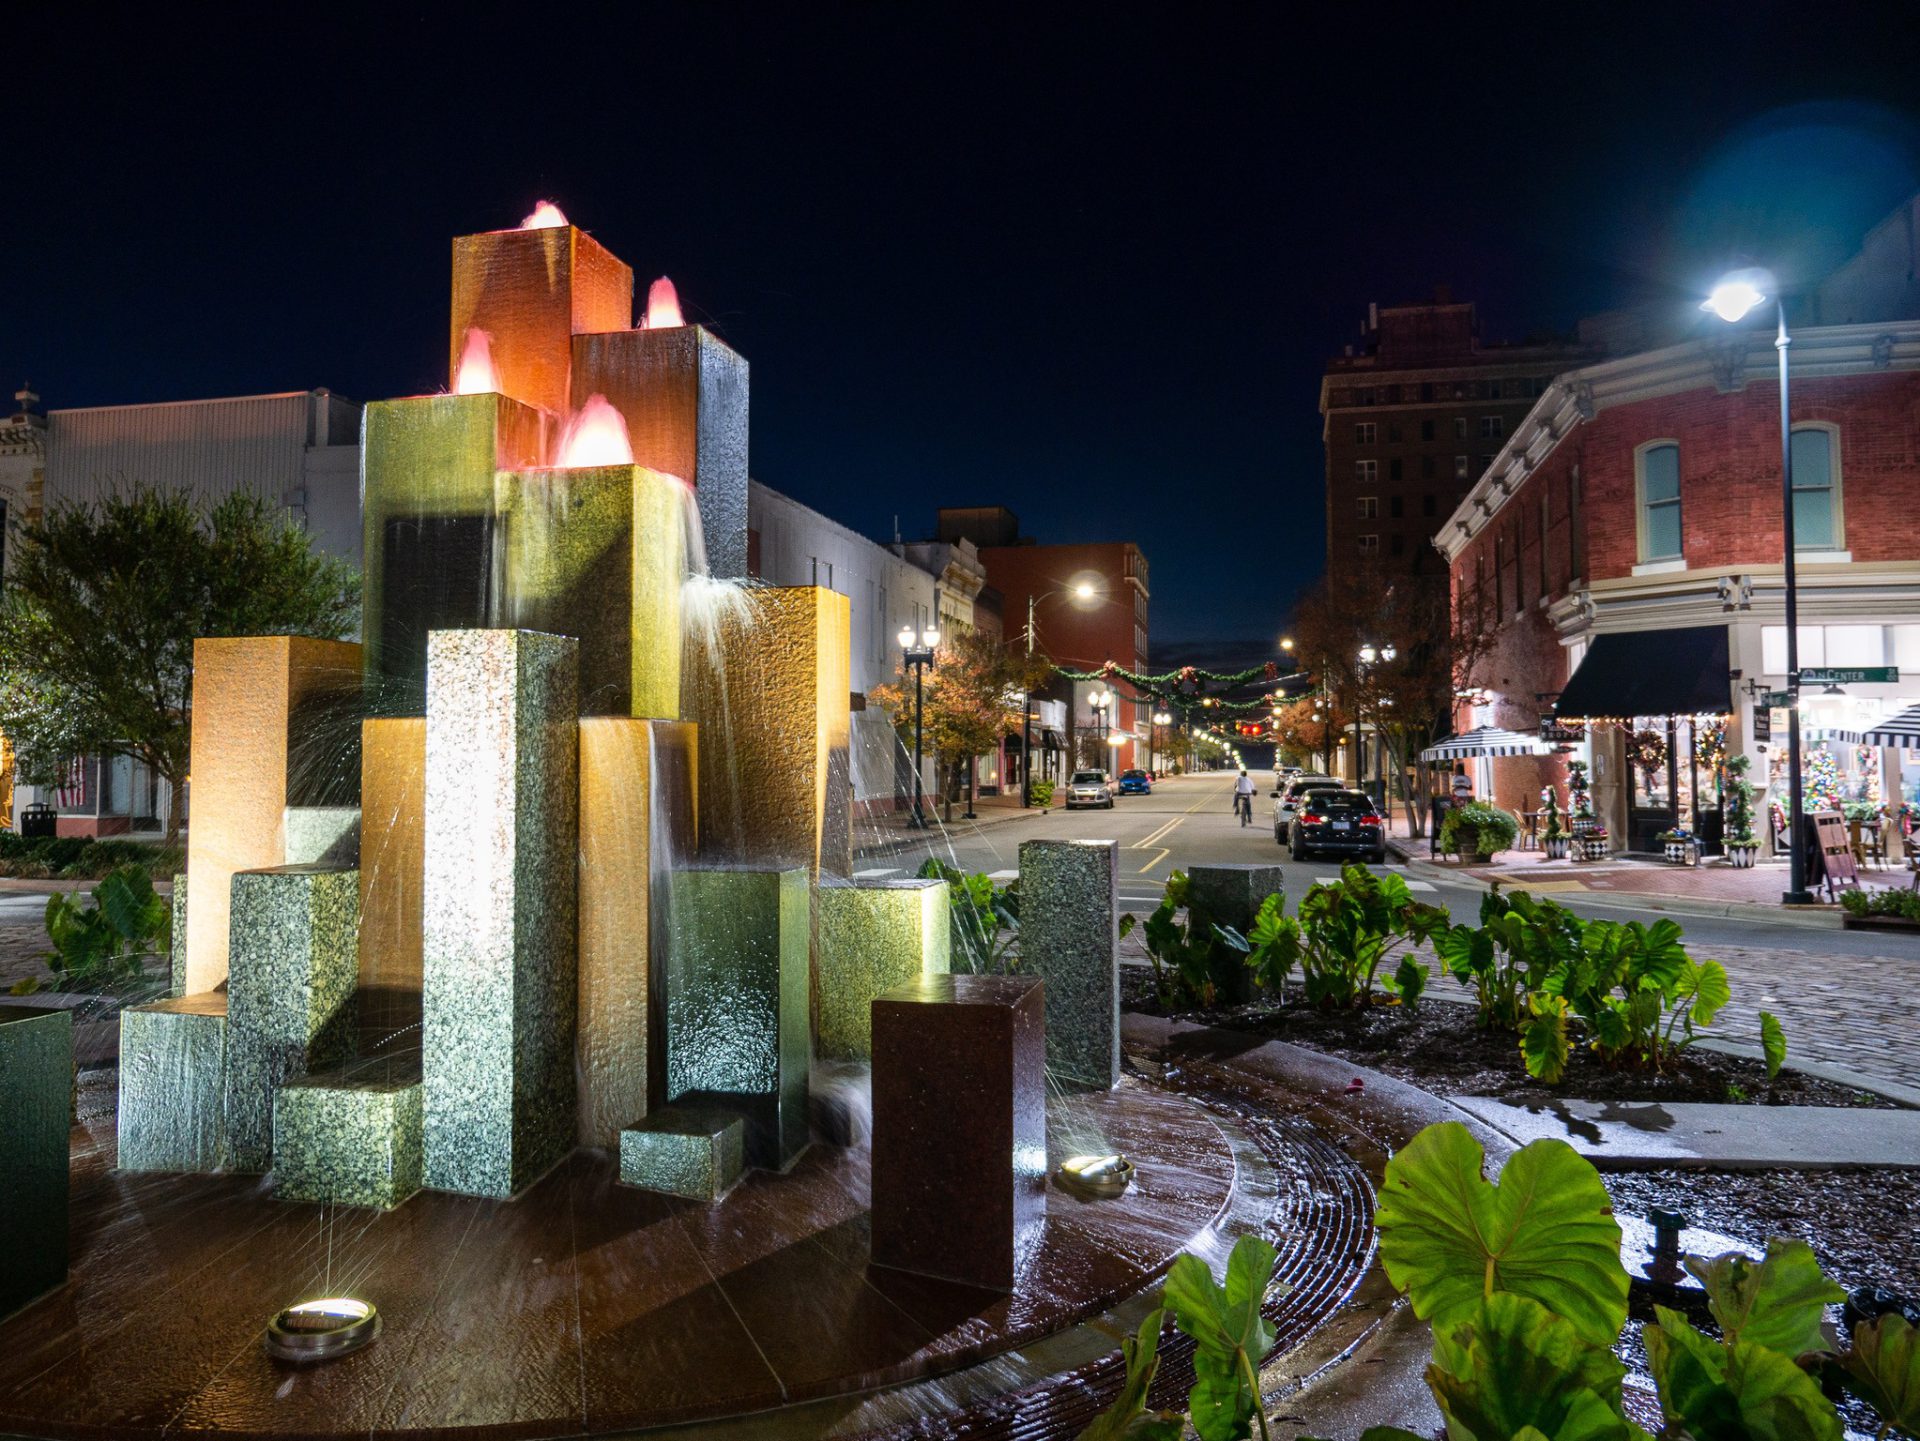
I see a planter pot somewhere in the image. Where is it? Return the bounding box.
[1544,838,1569,860]
[1467,852,1497,865]
[1580,838,1610,861]
[1726,843,1758,869]
[1662,841,1697,866]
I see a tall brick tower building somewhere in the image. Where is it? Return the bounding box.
[1321,294,1594,576]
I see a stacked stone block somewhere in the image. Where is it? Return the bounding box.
[118,993,229,1173]
[814,878,949,1061]
[1,1006,71,1319]
[1017,839,1121,1090]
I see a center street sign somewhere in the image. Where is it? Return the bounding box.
[1798,667,1900,686]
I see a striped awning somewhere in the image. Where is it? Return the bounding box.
[1863,705,1920,749]
[1419,725,1553,762]
[1802,727,1864,746]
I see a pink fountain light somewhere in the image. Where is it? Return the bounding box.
[558,394,633,467]
[452,327,499,395]
[520,200,569,230]
[642,276,684,329]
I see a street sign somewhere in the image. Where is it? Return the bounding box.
[1752,706,1771,745]
[1760,690,1791,708]
[1799,667,1900,685]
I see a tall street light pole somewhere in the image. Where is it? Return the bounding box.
[898,621,940,829]
[1022,581,1100,808]
[1703,270,1811,905]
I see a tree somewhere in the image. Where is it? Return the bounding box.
[1270,694,1350,771]
[0,488,361,840]
[870,628,1051,820]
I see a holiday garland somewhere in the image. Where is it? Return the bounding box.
[1056,659,1285,694]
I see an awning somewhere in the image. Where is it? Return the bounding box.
[1041,728,1064,750]
[1553,625,1730,722]
[1419,725,1553,762]
[1863,705,1920,749]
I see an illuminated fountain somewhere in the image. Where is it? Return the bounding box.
[0,208,1383,1441]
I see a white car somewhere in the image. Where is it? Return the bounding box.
[1065,769,1115,809]
[1273,775,1340,833]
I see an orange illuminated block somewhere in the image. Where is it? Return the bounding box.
[359,718,425,1018]
[182,637,362,995]
[685,586,851,877]
[570,327,751,580]
[451,226,634,416]
[577,718,697,1146]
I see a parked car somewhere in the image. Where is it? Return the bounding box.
[1118,768,1152,795]
[1284,788,1388,863]
[1272,764,1304,796]
[1273,775,1339,829]
[1066,769,1115,809]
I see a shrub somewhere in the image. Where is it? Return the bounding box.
[1120,869,1276,1009]
[1434,885,1584,1032]
[1030,777,1056,807]
[0,833,180,880]
[1440,801,1519,858]
[1246,864,1446,1009]
[1365,1120,1920,1441]
[1842,886,1920,921]
[18,864,171,996]
[913,857,1019,972]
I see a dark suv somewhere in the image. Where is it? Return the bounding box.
[1285,788,1387,864]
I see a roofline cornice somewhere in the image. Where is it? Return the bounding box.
[1432,319,1920,565]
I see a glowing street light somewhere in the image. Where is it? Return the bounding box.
[1702,265,1810,904]
[900,623,940,828]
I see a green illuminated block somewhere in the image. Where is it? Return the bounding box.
[814,878,950,1062]
[618,1104,744,1202]
[360,392,549,714]
[224,865,360,1172]
[273,1056,424,1211]
[422,629,579,1199]
[1,1006,70,1319]
[118,993,227,1173]
[496,464,685,719]
[663,866,810,1169]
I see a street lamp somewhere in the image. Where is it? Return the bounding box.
[1023,580,1106,808]
[899,622,940,828]
[1151,709,1171,774]
[1090,686,1112,773]
[1354,644,1395,796]
[1701,268,1811,904]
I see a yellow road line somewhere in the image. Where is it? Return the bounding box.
[1136,847,1171,874]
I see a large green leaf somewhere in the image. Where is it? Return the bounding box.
[1645,1308,1841,1441]
[1679,958,1732,1030]
[1760,1011,1788,1083]
[1520,994,1571,1083]
[1684,1241,1844,1357]
[1426,1294,1635,1441]
[1076,1307,1184,1441]
[1841,1314,1920,1438]
[1163,1235,1281,1441]
[1375,1123,1628,1350]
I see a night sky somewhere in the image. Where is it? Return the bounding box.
[9,5,1920,649]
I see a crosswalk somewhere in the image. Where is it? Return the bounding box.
[852,864,1434,896]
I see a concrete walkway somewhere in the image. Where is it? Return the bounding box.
[1451,1094,1920,1169]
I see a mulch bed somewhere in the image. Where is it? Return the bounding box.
[1120,970,1892,1109]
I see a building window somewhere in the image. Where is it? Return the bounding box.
[1454,416,1468,440]
[1454,455,1470,480]
[1354,422,1377,444]
[1422,493,1437,516]
[1357,496,1379,518]
[1789,424,1841,550]
[1355,458,1377,483]
[1569,465,1582,578]
[1493,534,1505,613]
[1479,415,1503,439]
[1538,495,1549,595]
[1389,495,1404,518]
[1421,455,1435,478]
[1389,458,1403,481]
[1635,441,1683,562]
[1420,419,1435,441]
[1358,534,1380,555]
[1420,382,1435,402]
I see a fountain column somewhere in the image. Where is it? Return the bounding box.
[421,629,580,1199]
[814,878,949,1061]
[358,717,425,1031]
[1,1006,70,1320]
[1017,839,1121,1090]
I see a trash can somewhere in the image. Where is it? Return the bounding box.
[18,802,57,840]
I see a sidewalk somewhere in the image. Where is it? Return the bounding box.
[1384,823,1857,928]
[853,793,1052,858]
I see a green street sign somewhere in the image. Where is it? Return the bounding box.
[1760,691,1791,708]
[1798,666,1900,686]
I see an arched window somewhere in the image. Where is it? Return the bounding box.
[1636,441,1682,562]
[1789,424,1842,551]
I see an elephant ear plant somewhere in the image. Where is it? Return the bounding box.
[1360,1120,1920,1441]
[1120,870,1269,1009]
[1248,865,1447,1009]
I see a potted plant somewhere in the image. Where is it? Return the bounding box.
[1565,759,1607,860]
[1655,828,1698,865]
[1722,754,1759,868]
[1439,801,1520,863]
[1540,784,1569,859]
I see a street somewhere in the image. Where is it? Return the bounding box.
[861,772,1920,1098]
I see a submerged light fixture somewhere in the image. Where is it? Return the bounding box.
[1054,1153,1134,1200]
[264,1297,380,1363]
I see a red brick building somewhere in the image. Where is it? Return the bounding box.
[936,508,1151,777]
[1437,318,1920,853]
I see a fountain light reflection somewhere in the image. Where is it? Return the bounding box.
[453,327,499,395]
[520,200,569,229]
[557,394,634,467]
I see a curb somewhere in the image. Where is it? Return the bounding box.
[1693,1038,1920,1110]
[854,805,1051,860]
[1385,839,1843,930]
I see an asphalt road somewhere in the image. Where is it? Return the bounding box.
[867,773,1920,958]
